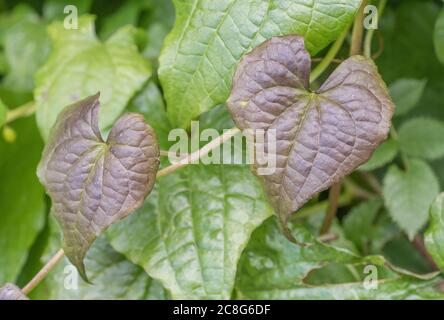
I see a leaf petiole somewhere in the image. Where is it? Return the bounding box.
[5,101,36,125]
[21,249,65,295]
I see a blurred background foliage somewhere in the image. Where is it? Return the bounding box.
[1,0,444,299]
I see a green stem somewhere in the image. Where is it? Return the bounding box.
[364,0,388,58]
[5,101,36,124]
[310,29,349,83]
[350,0,368,56]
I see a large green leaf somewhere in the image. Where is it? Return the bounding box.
[32,218,166,300]
[159,0,361,128]
[235,217,444,300]
[398,118,444,161]
[434,6,444,66]
[108,164,274,299]
[34,15,151,140]
[0,117,46,284]
[383,160,440,239]
[425,193,444,273]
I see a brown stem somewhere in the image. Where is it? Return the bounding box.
[318,233,339,243]
[360,171,382,194]
[412,235,439,271]
[21,249,65,295]
[320,181,342,235]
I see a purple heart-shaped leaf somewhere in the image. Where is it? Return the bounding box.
[37,93,160,280]
[228,36,395,226]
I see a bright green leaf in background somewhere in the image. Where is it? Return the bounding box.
[0,5,50,94]
[127,81,172,149]
[377,1,444,120]
[159,0,361,128]
[141,0,175,63]
[398,118,444,160]
[434,7,444,66]
[99,0,149,40]
[34,15,151,140]
[359,138,399,171]
[375,0,444,189]
[108,164,274,299]
[1,0,444,301]
[389,78,427,117]
[235,217,444,300]
[383,160,440,239]
[32,219,166,300]
[425,193,444,273]
[0,117,45,284]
